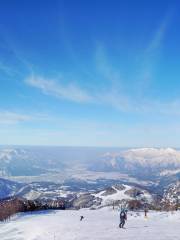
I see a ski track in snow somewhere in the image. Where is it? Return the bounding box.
[0,209,180,240]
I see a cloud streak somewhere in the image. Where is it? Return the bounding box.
[0,111,32,124]
[139,11,173,89]
[26,75,93,103]
[146,11,172,54]
[0,111,51,125]
[24,73,180,116]
[25,73,132,112]
[23,11,178,116]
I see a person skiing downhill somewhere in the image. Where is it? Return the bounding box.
[119,210,127,228]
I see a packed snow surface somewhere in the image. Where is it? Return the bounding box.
[0,208,180,240]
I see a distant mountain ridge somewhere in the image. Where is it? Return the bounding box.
[91,148,180,181]
[0,147,65,177]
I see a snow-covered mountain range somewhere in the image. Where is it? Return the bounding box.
[91,148,180,182]
[0,147,65,177]
[1,147,180,181]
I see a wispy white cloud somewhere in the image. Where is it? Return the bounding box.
[100,11,175,114]
[146,12,172,54]
[139,11,173,89]
[94,44,131,111]
[0,111,32,124]
[24,72,180,116]
[25,73,132,112]
[97,89,180,115]
[96,89,132,112]
[26,75,93,103]
[23,12,178,116]
[0,111,50,125]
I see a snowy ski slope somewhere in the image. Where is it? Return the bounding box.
[0,208,179,240]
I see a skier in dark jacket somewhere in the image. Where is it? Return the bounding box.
[119,210,127,228]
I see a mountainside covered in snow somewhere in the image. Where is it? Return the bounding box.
[0,178,23,199]
[0,147,65,177]
[0,178,156,210]
[73,184,155,210]
[1,174,165,212]
[91,148,180,181]
[0,208,179,240]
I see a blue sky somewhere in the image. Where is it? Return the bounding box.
[0,0,180,147]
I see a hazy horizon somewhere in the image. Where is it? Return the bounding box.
[1,145,180,149]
